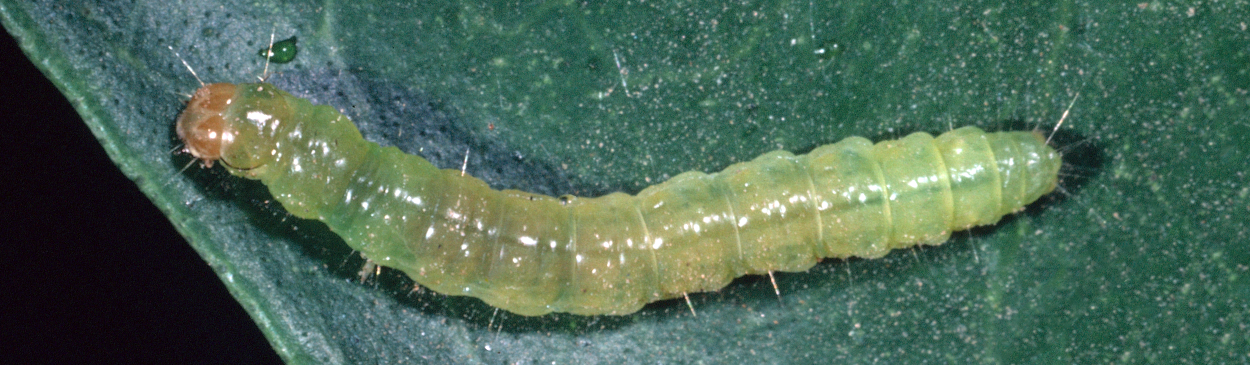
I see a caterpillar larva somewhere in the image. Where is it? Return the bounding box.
[177,82,1061,316]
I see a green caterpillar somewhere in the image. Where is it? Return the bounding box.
[177,82,1061,316]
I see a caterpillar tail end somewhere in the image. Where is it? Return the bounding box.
[994,130,1062,213]
[1022,130,1062,200]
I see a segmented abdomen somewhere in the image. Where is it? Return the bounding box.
[179,83,1061,316]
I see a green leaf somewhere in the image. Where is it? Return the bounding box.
[4,0,1247,363]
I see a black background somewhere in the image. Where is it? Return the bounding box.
[0,29,282,364]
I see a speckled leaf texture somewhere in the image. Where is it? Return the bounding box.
[2,0,1247,363]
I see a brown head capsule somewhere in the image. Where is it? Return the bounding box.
[176,83,239,167]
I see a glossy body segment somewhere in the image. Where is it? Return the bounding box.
[177,82,1061,316]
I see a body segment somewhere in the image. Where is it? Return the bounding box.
[177,82,1061,316]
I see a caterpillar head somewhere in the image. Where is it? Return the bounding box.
[177,83,238,167]
[176,83,285,175]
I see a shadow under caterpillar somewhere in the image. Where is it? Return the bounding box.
[177,82,1061,316]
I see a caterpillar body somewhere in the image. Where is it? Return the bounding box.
[177,82,1061,316]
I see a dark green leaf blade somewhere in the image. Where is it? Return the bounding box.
[3,0,1247,363]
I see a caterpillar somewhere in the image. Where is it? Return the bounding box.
[176,82,1061,316]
